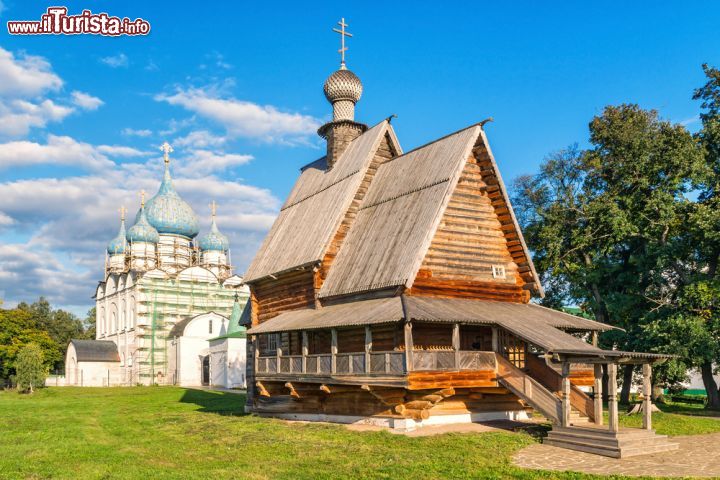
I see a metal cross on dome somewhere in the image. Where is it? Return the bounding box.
[160,141,173,164]
[119,205,127,221]
[210,200,217,219]
[140,190,146,208]
[333,17,352,68]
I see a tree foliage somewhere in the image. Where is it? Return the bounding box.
[15,343,47,393]
[513,97,711,403]
[0,297,94,381]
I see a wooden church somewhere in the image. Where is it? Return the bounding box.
[242,20,677,457]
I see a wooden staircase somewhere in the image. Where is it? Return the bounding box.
[495,353,678,458]
[545,425,679,458]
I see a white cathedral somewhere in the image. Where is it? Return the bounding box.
[65,143,249,388]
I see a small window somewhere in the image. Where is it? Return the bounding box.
[492,265,506,279]
[209,319,213,334]
[267,333,279,352]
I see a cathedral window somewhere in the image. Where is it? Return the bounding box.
[209,319,213,334]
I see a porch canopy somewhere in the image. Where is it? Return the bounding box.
[246,296,670,364]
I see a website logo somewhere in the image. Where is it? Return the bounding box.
[7,7,151,36]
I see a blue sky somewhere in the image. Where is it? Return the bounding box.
[0,1,718,316]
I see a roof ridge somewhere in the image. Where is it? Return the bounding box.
[281,169,362,211]
[358,177,451,211]
[380,121,487,166]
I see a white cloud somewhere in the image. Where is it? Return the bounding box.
[100,53,129,68]
[0,135,115,171]
[122,128,153,137]
[96,145,147,157]
[156,86,321,143]
[175,150,252,176]
[173,130,226,149]
[71,91,104,110]
[0,47,63,97]
[0,99,74,137]
[0,151,280,306]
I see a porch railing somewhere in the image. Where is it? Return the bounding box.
[256,350,495,376]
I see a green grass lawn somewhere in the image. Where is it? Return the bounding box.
[0,387,717,480]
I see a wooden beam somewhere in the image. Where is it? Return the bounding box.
[331,329,338,374]
[319,384,331,394]
[301,331,308,374]
[607,363,619,433]
[594,364,603,426]
[643,363,652,430]
[561,363,571,427]
[364,326,372,374]
[284,382,300,398]
[452,323,460,369]
[404,322,414,372]
[256,381,270,397]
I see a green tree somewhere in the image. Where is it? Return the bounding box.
[83,307,97,339]
[0,307,62,380]
[514,104,702,402]
[15,343,47,393]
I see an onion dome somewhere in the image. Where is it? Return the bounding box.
[127,205,159,244]
[140,143,199,238]
[323,68,363,105]
[107,211,127,254]
[199,203,229,252]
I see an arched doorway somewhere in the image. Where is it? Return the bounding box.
[201,355,210,386]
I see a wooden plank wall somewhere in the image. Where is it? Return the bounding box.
[252,269,316,324]
[408,155,530,303]
[412,323,453,350]
[460,326,493,351]
[371,324,403,351]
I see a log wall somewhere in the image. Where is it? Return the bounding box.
[407,155,530,303]
[252,269,316,324]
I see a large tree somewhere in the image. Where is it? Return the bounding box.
[514,104,701,402]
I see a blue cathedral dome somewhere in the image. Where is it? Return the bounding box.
[199,216,229,252]
[107,218,127,254]
[140,159,199,238]
[127,205,159,244]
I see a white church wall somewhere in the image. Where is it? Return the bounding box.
[208,337,246,389]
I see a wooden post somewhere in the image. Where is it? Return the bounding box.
[591,331,599,347]
[301,331,308,374]
[642,363,652,430]
[561,363,571,427]
[404,322,414,372]
[452,323,460,370]
[364,326,372,374]
[331,329,338,374]
[491,327,499,352]
[608,363,619,433]
[276,341,282,374]
[594,363,603,425]
[254,336,260,372]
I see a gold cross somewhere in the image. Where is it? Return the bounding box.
[119,205,127,221]
[140,190,146,208]
[332,17,352,68]
[210,200,217,219]
[160,141,173,164]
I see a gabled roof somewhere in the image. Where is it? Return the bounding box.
[244,120,401,283]
[69,339,120,362]
[319,123,542,298]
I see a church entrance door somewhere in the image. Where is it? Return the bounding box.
[201,355,210,386]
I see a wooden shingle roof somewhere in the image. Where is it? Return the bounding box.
[247,296,615,356]
[244,120,399,282]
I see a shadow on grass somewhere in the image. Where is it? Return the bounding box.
[179,388,248,417]
[481,420,552,441]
